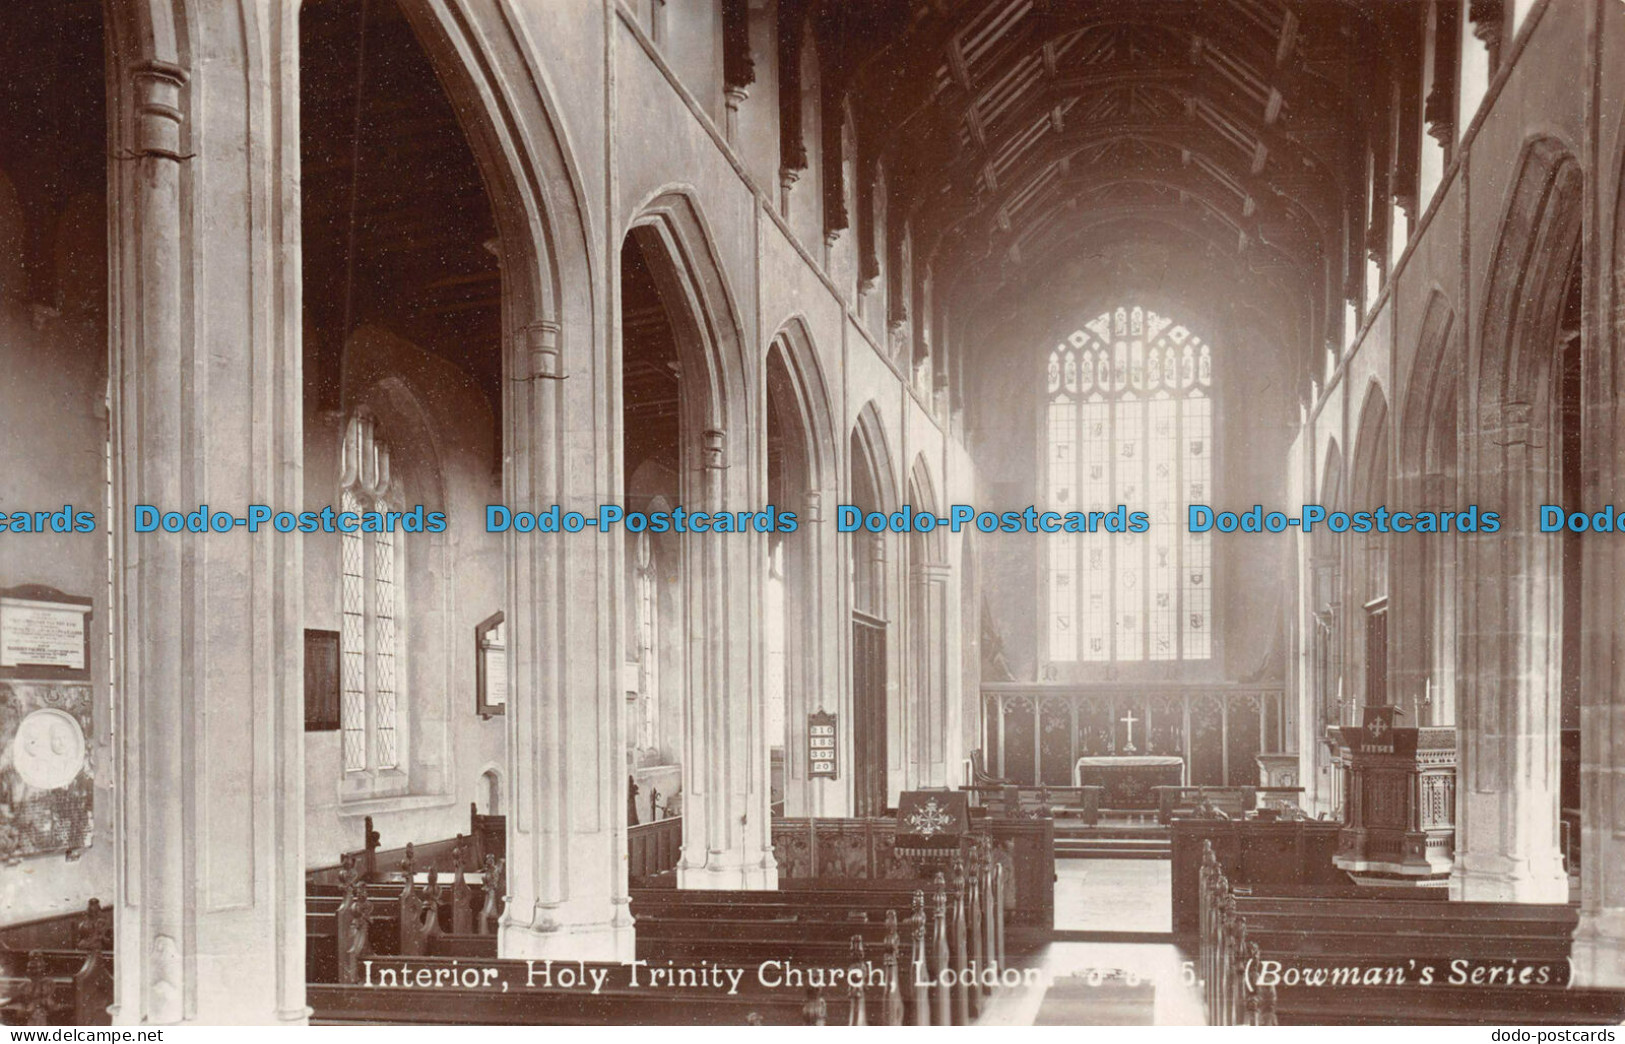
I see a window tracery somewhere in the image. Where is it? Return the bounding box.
[1045,306,1213,662]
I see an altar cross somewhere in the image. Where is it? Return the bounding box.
[1120,708,1140,753]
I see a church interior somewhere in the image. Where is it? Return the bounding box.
[2,0,1625,1027]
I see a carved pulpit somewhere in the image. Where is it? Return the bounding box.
[1330,705,1455,884]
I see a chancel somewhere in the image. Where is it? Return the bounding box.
[4,0,1625,1030]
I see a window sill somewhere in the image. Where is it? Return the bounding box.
[336,792,459,819]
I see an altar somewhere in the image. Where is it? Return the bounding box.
[981,683,1288,787]
[1074,755,1185,809]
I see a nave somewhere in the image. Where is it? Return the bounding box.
[4,0,1625,1028]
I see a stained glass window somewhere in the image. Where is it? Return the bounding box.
[1044,307,1214,662]
[339,413,405,773]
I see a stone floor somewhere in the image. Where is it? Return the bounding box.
[975,857,1203,1025]
[976,941,1205,1025]
[1054,858,1174,934]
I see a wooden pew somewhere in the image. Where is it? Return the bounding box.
[308,824,990,1025]
[628,815,683,883]
[308,835,507,984]
[1196,841,1625,1026]
[1170,817,1349,936]
[0,901,113,1026]
[0,950,113,1027]
[469,804,504,864]
[631,848,1007,1026]
[630,893,914,1024]
[772,812,1052,935]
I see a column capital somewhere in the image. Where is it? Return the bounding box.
[130,61,188,160]
[702,428,727,469]
[524,319,562,379]
[1479,400,1539,448]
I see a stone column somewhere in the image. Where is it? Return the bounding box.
[911,561,952,787]
[1454,401,1567,902]
[501,320,634,960]
[1571,265,1625,985]
[109,12,307,1023]
[881,532,905,806]
[1572,519,1625,983]
[1390,466,1429,722]
[783,488,844,817]
[676,429,776,889]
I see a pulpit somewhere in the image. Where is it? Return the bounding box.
[1330,706,1455,884]
[1073,755,1185,809]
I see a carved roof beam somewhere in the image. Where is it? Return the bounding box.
[948,69,1193,181]
[967,123,1330,236]
[1008,189,1265,265]
[966,152,1279,250]
[1010,208,1308,281]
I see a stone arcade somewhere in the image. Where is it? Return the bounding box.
[2,0,1625,1027]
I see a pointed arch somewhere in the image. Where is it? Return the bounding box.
[907,453,944,565]
[849,399,899,816]
[851,399,899,512]
[765,316,839,817]
[623,189,770,890]
[1396,292,1459,729]
[906,451,951,787]
[1457,134,1585,903]
[1399,291,1459,478]
[1477,137,1583,407]
[1351,381,1390,511]
[1305,436,1345,816]
[766,315,838,496]
[1349,382,1391,714]
[626,189,751,443]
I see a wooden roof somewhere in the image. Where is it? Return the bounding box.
[842,0,1417,309]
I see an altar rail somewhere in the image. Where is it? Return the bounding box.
[982,684,1288,788]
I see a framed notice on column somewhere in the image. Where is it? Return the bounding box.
[476,611,506,718]
[808,709,838,779]
[0,585,93,681]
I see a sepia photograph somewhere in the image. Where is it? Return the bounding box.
[1,0,1623,1031]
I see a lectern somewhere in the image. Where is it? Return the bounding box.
[1330,705,1456,884]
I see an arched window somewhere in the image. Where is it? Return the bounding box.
[1044,306,1213,662]
[339,412,404,772]
[631,530,660,753]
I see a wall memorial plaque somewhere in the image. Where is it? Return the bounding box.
[1,680,95,864]
[476,612,506,718]
[304,629,340,731]
[0,586,93,679]
[808,709,837,779]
